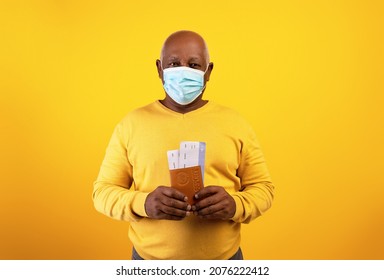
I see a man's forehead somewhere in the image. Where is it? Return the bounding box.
[162,45,205,59]
[167,55,202,61]
[163,39,205,53]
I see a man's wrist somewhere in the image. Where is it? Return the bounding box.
[230,195,243,222]
[131,192,149,218]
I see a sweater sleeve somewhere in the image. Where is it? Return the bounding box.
[92,122,149,222]
[231,125,275,224]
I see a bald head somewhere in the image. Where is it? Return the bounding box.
[160,30,210,70]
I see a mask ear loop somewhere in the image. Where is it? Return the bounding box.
[200,63,211,91]
[204,63,210,74]
[200,66,208,93]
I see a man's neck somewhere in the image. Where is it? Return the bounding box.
[160,97,208,114]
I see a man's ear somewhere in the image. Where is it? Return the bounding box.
[156,59,163,81]
[205,62,214,82]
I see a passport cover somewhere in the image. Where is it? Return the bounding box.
[170,165,203,205]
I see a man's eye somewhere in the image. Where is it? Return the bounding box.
[169,62,180,67]
[189,63,200,69]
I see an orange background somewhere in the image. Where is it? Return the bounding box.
[0,0,383,259]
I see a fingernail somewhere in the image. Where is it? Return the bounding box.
[187,205,191,211]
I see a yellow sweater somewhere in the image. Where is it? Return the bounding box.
[93,101,274,259]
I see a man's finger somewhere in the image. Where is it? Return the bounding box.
[161,203,190,216]
[194,185,220,200]
[160,186,188,202]
[195,203,224,216]
[193,195,219,211]
[161,197,192,211]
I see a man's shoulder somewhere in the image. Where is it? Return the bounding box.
[209,102,248,121]
[132,101,159,114]
[111,102,159,131]
[120,101,159,120]
[208,102,256,134]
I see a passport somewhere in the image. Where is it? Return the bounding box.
[170,165,203,205]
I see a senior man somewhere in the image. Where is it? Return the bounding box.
[93,30,274,260]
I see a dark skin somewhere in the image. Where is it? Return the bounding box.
[145,31,236,221]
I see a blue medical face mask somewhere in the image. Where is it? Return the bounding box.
[162,66,207,105]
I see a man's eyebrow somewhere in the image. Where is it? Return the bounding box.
[167,56,179,61]
[189,57,202,61]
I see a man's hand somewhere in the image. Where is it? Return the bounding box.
[192,186,236,220]
[145,186,191,220]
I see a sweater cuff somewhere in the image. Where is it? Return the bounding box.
[131,192,149,218]
[231,195,244,223]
